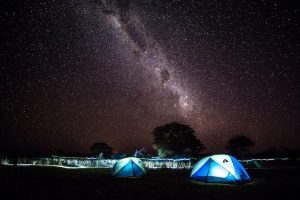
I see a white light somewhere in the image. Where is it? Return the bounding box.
[210,166,228,178]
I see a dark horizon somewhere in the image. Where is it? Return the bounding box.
[1,0,299,155]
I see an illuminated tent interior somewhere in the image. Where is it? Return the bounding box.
[190,154,250,183]
[112,157,146,177]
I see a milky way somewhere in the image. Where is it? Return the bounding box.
[99,0,194,118]
[0,0,299,154]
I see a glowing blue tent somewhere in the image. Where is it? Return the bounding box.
[190,154,250,183]
[112,157,146,177]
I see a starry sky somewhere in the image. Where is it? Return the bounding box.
[0,0,299,154]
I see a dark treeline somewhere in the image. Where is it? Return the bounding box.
[1,122,299,159]
[1,147,299,160]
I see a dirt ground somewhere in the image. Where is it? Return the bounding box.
[0,166,299,200]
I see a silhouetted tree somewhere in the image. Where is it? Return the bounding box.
[111,153,128,159]
[151,122,205,157]
[90,143,113,158]
[226,135,255,158]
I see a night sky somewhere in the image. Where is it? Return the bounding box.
[1,0,299,154]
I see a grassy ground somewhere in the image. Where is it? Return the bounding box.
[0,166,299,200]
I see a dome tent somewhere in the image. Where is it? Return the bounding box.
[112,157,146,177]
[190,154,250,183]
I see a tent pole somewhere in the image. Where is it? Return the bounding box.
[206,159,211,183]
[131,160,135,176]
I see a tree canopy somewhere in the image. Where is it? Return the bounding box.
[226,135,255,158]
[90,142,113,158]
[151,122,205,157]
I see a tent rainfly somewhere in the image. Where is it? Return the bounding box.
[112,157,146,177]
[190,154,250,183]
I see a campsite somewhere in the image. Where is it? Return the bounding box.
[0,163,299,200]
[1,0,299,199]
